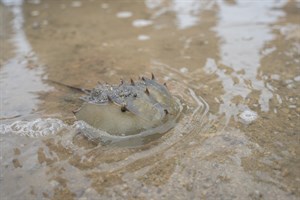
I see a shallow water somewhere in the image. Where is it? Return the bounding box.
[0,0,299,199]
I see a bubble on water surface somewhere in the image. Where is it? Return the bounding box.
[132,19,153,27]
[137,35,150,41]
[0,118,67,137]
[294,75,300,82]
[116,11,132,18]
[239,110,258,124]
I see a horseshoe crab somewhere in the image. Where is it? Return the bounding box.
[74,74,181,139]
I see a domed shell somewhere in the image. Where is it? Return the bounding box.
[74,76,181,137]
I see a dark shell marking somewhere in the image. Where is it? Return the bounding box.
[75,75,181,137]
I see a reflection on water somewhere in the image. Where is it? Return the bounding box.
[0,118,66,137]
[0,0,51,119]
[171,0,201,29]
[0,0,299,199]
[210,0,287,121]
[146,0,215,29]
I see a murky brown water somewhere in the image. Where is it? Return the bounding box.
[1,0,299,199]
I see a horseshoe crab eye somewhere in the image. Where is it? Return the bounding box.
[164,109,169,115]
[121,106,127,112]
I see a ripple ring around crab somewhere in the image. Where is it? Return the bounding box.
[73,74,183,146]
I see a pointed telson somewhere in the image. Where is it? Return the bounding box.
[142,76,146,81]
[164,109,169,115]
[163,82,168,88]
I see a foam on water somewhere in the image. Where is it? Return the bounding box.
[0,105,182,146]
[0,0,52,119]
[116,11,132,18]
[132,19,153,27]
[137,35,150,41]
[239,110,258,124]
[0,118,67,137]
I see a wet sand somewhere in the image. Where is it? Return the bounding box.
[0,0,299,199]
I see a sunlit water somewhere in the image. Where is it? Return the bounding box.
[213,0,286,120]
[0,0,51,119]
[0,0,299,199]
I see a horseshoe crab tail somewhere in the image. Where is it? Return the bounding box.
[47,79,91,94]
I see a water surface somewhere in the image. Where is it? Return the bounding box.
[0,0,299,199]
